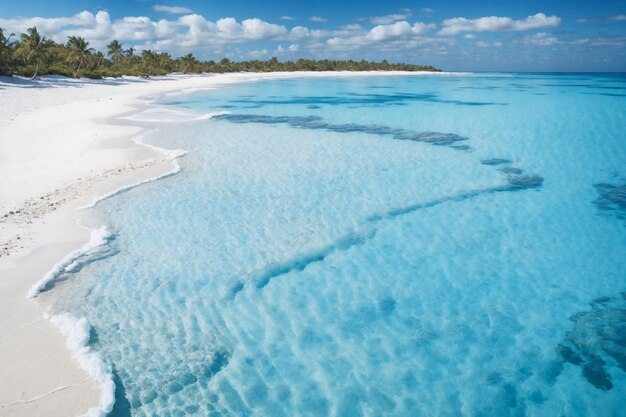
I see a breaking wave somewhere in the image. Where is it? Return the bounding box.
[48,314,115,417]
[27,226,113,299]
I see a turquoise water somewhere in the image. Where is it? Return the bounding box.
[50,73,625,416]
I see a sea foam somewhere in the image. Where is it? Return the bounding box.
[79,165,182,210]
[164,86,216,97]
[81,105,228,209]
[80,132,187,209]
[48,314,115,417]
[27,225,112,299]
[122,106,229,123]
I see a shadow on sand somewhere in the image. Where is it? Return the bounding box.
[0,74,209,91]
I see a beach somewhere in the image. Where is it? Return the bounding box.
[2,0,626,412]
[0,71,437,417]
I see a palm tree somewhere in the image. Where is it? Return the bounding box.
[66,36,94,77]
[91,51,106,71]
[124,47,136,66]
[106,40,124,65]
[141,49,158,76]
[156,52,173,72]
[0,28,15,74]
[14,27,47,79]
[179,53,198,73]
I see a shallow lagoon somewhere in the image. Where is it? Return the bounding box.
[51,73,626,416]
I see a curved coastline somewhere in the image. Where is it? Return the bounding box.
[0,70,466,417]
[78,133,188,210]
[10,83,225,417]
[28,96,237,417]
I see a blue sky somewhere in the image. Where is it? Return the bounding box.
[1,0,625,71]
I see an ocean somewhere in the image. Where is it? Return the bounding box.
[44,73,626,416]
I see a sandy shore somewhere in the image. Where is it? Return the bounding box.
[0,70,445,416]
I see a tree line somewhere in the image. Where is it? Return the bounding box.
[0,26,440,79]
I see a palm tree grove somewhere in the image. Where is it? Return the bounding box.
[0,26,439,79]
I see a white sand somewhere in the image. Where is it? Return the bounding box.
[0,70,446,416]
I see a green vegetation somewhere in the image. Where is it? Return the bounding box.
[0,26,440,79]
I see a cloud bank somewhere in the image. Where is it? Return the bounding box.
[439,13,561,35]
[2,7,618,68]
[0,11,290,51]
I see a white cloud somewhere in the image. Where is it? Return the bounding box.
[340,24,362,31]
[286,24,359,41]
[240,18,287,39]
[0,10,104,36]
[369,21,413,41]
[522,32,559,46]
[288,26,312,39]
[248,43,299,58]
[112,16,158,42]
[60,11,112,42]
[0,10,289,52]
[287,26,327,40]
[0,10,437,56]
[276,44,299,53]
[520,32,591,47]
[369,21,433,41]
[280,15,295,21]
[326,21,437,49]
[611,14,626,21]
[7,7,604,62]
[0,11,437,57]
[439,13,561,35]
[153,5,193,14]
[476,40,503,47]
[358,11,411,25]
[0,11,114,47]
[309,16,328,23]
[422,8,434,13]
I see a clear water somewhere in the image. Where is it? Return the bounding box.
[50,73,626,417]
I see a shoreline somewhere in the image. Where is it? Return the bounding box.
[0,70,456,416]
